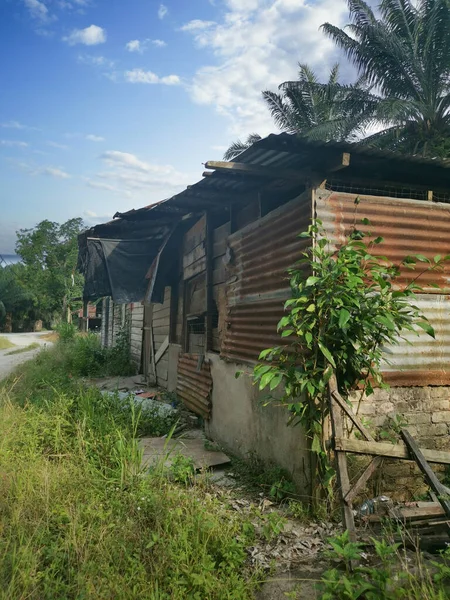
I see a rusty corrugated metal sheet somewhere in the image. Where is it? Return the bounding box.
[317,190,450,292]
[176,353,212,418]
[316,190,450,386]
[221,193,312,363]
[382,294,450,386]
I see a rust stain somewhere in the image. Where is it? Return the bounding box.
[222,193,311,363]
[176,353,212,418]
[318,191,450,291]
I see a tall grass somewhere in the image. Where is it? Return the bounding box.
[0,344,258,599]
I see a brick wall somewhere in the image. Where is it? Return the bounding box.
[347,387,450,501]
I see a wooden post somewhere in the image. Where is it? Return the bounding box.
[82,300,89,332]
[205,211,214,352]
[328,374,357,542]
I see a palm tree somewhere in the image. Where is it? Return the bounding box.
[322,0,450,158]
[224,64,371,160]
[223,133,262,161]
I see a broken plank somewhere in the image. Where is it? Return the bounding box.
[154,336,169,365]
[344,457,383,505]
[334,437,450,465]
[362,503,445,522]
[401,429,450,519]
[328,375,357,543]
[331,390,374,441]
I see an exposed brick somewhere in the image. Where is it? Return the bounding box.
[404,413,431,425]
[429,398,450,411]
[431,412,450,423]
[406,423,448,437]
[428,387,450,399]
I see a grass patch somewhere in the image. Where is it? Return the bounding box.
[5,342,40,355]
[0,336,15,350]
[0,343,259,599]
[40,331,58,342]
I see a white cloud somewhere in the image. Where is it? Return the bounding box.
[180,20,216,32]
[182,0,350,137]
[77,54,114,68]
[63,24,106,46]
[86,134,105,142]
[0,140,29,148]
[211,144,228,152]
[158,4,168,19]
[126,39,142,52]
[47,141,69,150]
[125,69,180,85]
[40,166,71,178]
[86,149,193,200]
[125,38,167,53]
[1,120,38,130]
[24,0,51,21]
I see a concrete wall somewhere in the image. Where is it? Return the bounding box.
[205,354,311,494]
[349,386,450,501]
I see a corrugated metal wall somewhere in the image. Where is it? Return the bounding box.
[317,190,450,292]
[152,286,171,388]
[221,192,312,363]
[176,354,212,418]
[316,189,450,386]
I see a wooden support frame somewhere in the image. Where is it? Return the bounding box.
[328,375,450,543]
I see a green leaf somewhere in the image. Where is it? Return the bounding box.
[305,276,320,286]
[269,374,282,391]
[305,332,313,345]
[306,304,315,313]
[373,236,384,244]
[311,435,322,454]
[413,254,430,263]
[338,308,351,329]
[259,372,275,390]
[234,370,243,379]
[434,254,442,263]
[318,342,336,368]
[259,348,272,360]
[416,321,435,338]
[281,329,294,337]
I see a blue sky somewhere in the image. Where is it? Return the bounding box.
[0,0,350,253]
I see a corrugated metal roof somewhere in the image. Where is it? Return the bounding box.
[110,134,450,223]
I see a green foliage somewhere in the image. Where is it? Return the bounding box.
[168,454,196,486]
[230,453,295,501]
[0,263,33,329]
[56,321,77,342]
[319,531,450,599]
[322,0,450,158]
[5,342,39,356]
[0,357,258,599]
[15,218,85,323]
[260,512,286,541]
[254,215,444,501]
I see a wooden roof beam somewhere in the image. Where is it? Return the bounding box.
[204,160,316,182]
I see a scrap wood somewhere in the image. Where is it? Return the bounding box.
[362,502,445,523]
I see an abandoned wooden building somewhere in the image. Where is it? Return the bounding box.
[78,134,450,491]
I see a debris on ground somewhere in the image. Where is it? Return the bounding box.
[140,435,231,470]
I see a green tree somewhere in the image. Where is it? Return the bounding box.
[0,263,32,328]
[252,212,442,505]
[15,218,85,324]
[322,0,450,157]
[224,64,372,160]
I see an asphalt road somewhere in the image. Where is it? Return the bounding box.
[0,332,53,381]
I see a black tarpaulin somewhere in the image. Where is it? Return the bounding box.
[77,217,175,304]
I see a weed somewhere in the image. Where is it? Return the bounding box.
[0,350,259,599]
[168,453,196,485]
[5,342,40,355]
[56,321,77,342]
[231,453,295,501]
[318,530,450,599]
[0,336,15,350]
[257,511,287,542]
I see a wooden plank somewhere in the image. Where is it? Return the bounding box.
[345,457,383,505]
[155,336,169,365]
[329,375,357,543]
[150,326,156,384]
[183,242,206,269]
[363,503,445,522]
[204,160,313,182]
[335,437,450,465]
[331,390,374,442]
[184,256,206,280]
[401,429,450,519]
[213,221,231,243]
[327,152,350,172]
